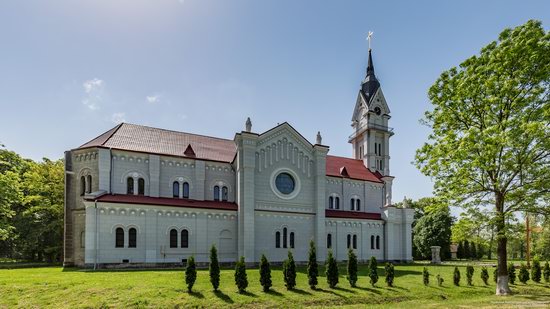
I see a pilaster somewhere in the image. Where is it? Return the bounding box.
[98,148,111,192]
[313,144,329,261]
[148,155,160,197]
[195,160,206,200]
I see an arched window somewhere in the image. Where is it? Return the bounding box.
[138,178,145,195]
[289,232,295,249]
[181,230,189,248]
[128,228,137,248]
[127,177,134,195]
[335,197,340,209]
[173,181,180,198]
[80,176,86,196]
[115,227,124,248]
[283,227,288,248]
[275,231,281,248]
[347,234,351,249]
[222,186,228,202]
[327,234,332,249]
[329,196,334,209]
[169,229,177,248]
[86,175,92,193]
[371,235,375,249]
[356,199,361,211]
[183,182,189,198]
[353,235,357,249]
[214,186,220,201]
[376,235,380,250]
[350,198,355,211]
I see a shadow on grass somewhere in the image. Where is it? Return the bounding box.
[213,290,233,304]
[188,291,204,299]
[316,287,345,298]
[238,290,257,297]
[355,285,382,295]
[333,286,356,294]
[288,288,313,295]
[265,289,284,297]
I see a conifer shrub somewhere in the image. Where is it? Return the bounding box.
[235,256,248,293]
[466,265,474,286]
[519,263,529,284]
[480,266,489,285]
[385,263,395,287]
[436,274,444,286]
[368,256,379,287]
[453,267,461,286]
[283,251,296,290]
[508,263,516,284]
[531,257,542,283]
[259,254,272,292]
[307,240,318,289]
[325,250,339,288]
[185,256,197,292]
[347,248,358,287]
[209,245,220,291]
[543,261,550,283]
[423,267,429,286]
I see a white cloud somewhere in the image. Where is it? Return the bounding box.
[146,94,161,104]
[111,112,126,124]
[82,78,105,110]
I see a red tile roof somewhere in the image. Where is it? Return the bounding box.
[325,209,382,220]
[326,155,383,183]
[86,194,238,211]
[78,123,237,163]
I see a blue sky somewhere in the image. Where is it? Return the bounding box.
[0,0,548,203]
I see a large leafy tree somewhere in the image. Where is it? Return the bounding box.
[0,145,27,242]
[415,20,550,295]
[413,204,453,260]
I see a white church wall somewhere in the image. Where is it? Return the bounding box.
[325,219,384,262]
[205,162,236,203]
[158,157,197,199]
[111,150,150,195]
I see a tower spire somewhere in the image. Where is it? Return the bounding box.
[361,48,380,103]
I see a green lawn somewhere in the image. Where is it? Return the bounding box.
[1,263,549,308]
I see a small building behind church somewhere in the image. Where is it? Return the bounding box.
[63,50,414,267]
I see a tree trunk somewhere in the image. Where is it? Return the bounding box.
[495,193,512,295]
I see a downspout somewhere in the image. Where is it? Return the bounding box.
[94,199,98,270]
[109,148,113,194]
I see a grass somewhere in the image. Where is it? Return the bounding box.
[1,263,549,308]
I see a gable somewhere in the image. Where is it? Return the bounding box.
[256,122,314,155]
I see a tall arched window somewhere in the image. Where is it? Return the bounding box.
[173,181,180,198]
[329,196,334,209]
[86,175,92,193]
[353,235,357,249]
[127,177,134,194]
[138,178,145,195]
[128,228,137,248]
[376,235,380,250]
[181,230,189,248]
[327,234,332,249]
[115,227,124,248]
[169,229,177,248]
[335,197,340,209]
[222,186,228,202]
[347,234,351,249]
[80,176,86,196]
[350,198,355,211]
[283,227,288,248]
[214,186,220,201]
[275,231,281,248]
[356,199,361,211]
[371,235,375,249]
[289,232,295,249]
[183,182,189,198]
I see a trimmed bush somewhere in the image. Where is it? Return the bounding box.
[283,251,296,290]
[259,254,272,292]
[307,240,318,289]
[519,263,529,284]
[368,256,379,287]
[423,267,429,286]
[436,274,444,286]
[385,263,395,287]
[185,256,197,292]
[209,245,220,291]
[466,265,474,286]
[235,256,248,293]
[453,267,461,286]
[543,261,550,283]
[347,248,358,287]
[480,266,489,285]
[531,257,542,283]
[325,250,339,288]
[508,263,516,284]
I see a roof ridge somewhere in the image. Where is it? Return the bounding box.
[123,122,235,142]
[78,123,123,148]
[326,154,362,161]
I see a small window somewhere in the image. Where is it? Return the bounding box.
[350,198,355,211]
[347,234,351,249]
[329,196,334,209]
[276,231,281,248]
[86,175,92,193]
[169,229,177,248]
[173,181,180,198]
[181,230,189,248]
[115,227,124,248]
[371,235,375,250]
[356,199,361,211]
[214,186,220,201]
[327,234,332,249]
[183,182,189,198]
[128,228,137,248]
[222,186,228,202]
[127,177,134,195]
[138,178,145,195]
[283,227,288,249]
[289,232,295,249]
[376,235,380,250]
[80,176,86,196]
[353,235,357,249]
[335,197,340,210]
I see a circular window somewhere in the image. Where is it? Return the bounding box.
[275,173,295,195]
[374,107,381,115]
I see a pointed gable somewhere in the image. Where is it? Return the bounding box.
[339,166,350,178]
[184,144,196,157]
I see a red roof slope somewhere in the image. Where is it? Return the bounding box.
[78,123,237,163]
[325,209,382,220]
[87,194,238,211]
[326,155,382,183]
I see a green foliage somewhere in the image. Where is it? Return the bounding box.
[531,257,542,283]
[493,267,498,283]
[185,256,196,292]
[480,267,489,285]
[283,251,296,290]
[423,267,429,286]
[457,242,464,259]
[453,267,461,286]
[325,250,339,289]
[471,243,477,260]
[346,248,358,287]
[519,263,530,284]
[307,240,318,289]
[234,256,248,293]
[466,265,474,286]
[385,263,395,287]
[259,254,272,292]
[436,274,444,286]
[543,261,550,283]
[507,263,516,284]
[368,256,379,287]
[464,241,471,260]
[209,245,220,291]
[413,204,453,260]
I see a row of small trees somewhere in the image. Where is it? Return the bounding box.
[456,240,484,260]
[183,240,395,293]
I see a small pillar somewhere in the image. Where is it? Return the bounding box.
[431,246,441,264]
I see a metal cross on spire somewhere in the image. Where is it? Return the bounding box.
[366,31,374,50]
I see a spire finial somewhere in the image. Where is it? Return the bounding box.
[366,31,374,50]
[316,131,322,144]
[245,117,252,132]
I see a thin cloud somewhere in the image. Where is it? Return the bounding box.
[82,78,105,110]
[111,112,126,124]
[146,94,161,104]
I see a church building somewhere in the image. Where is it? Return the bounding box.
[63,49,414,267]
